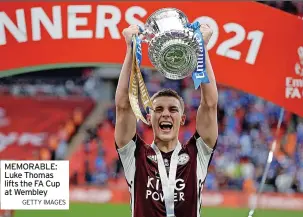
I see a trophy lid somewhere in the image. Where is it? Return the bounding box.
[144,8,189,33]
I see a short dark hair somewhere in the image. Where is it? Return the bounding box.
[150,88,185,113]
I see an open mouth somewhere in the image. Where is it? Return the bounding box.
[159,122,173,131]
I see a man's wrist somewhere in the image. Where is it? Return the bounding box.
[126,44,132,51]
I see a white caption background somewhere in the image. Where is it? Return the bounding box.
[0,160,69,210]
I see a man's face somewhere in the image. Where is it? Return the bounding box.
[148,96,186,142]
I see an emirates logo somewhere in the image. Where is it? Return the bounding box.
[295,46,303,77]
[285,46,303,99]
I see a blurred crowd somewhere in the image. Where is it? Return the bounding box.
[0,69,92,162]
[0,68,103,100]
[23,106,85,162]
[206,90,303,193]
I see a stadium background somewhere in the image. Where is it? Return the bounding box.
[0,1,303,217]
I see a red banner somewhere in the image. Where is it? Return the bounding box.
[0,96,93,159]
[0,2,302,116]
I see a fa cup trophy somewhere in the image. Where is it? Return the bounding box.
[129,8,209,124]
[140,8,203,80]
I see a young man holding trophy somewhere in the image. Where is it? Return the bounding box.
[115,8,218,217]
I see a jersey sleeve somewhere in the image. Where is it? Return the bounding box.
[194,131,216,167]
[116,134,143,184]
[192,131,217,182]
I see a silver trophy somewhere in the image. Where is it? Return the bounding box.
[141,8,200,80]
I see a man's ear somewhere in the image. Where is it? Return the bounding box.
[181,114,186,126]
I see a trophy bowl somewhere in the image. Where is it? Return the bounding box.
[142,8,200,80]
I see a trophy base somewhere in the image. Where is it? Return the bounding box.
[148,29,200,80]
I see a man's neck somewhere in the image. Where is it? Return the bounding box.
[154,138,179,153]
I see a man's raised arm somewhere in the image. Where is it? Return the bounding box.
[115,25,139,148]
[196,24,218,148]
